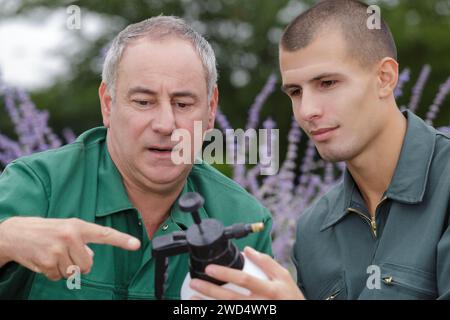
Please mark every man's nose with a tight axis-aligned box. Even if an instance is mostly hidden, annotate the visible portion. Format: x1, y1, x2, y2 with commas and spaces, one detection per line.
152, 102, 176, 135
297, 90, 323, 123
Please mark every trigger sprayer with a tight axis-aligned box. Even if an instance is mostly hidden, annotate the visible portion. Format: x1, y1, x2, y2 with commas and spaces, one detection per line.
151, 192, 268, 300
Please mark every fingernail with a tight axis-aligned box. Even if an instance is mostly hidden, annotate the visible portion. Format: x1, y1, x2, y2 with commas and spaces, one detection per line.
245, 246, 259, 256
128, 238, 140, 248
245, 246, 254, 253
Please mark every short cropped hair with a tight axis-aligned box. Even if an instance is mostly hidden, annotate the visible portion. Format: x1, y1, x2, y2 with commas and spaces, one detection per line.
102, 16, 217, 101
280, 0, 397, 68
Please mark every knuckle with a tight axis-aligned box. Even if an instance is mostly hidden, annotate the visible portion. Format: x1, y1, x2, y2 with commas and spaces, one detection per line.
237, 273, 251, 286
80, 261, 92, 274
100, 227, 113, 238
60, 270, 69, 279
47, 272, 62, 281
49, 245, 65, 258
61, 221, 80, 241
225, 291, 241, 300
39, 263, 60, 280
266, 286, 278, 299
280, 268, 290, 278
66, 264, 79, 274
39, 256, 57, 270
59, 230, 76, 243
81, 266, 92, 274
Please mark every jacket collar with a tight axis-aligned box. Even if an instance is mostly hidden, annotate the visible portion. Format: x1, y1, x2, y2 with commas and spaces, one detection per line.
320, 110, 436, 231
96, 136, 208, 228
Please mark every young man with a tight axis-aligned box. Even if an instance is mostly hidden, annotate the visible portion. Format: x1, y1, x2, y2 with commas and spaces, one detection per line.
0, 16, 273, 299
189, 0, 450, 299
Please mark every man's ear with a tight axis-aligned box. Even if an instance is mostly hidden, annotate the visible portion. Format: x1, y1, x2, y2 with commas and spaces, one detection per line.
377, 57, 399, 99
99, 82, 113, 128
207, 86, 219, 131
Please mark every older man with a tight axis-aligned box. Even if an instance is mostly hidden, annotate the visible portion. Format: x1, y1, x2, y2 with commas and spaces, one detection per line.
0, 16, 273, 299
189, 0, 450, 300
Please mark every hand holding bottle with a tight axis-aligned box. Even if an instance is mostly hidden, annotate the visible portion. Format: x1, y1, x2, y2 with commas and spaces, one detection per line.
189, 246, 306, 300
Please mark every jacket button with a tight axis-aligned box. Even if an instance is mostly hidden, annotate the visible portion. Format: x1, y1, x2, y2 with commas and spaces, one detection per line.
162, 224, 169, 231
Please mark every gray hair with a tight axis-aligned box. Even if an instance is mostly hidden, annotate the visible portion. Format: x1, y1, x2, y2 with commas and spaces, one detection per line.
102, 15, 218, 101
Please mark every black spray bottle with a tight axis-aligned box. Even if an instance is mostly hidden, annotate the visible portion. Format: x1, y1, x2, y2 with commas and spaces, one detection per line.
152, 192, 268, 300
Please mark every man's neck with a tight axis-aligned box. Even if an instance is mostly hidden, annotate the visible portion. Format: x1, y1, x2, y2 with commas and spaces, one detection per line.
123, 176, 186, 239
106, 137, 189, 239
346, 108, 407, 216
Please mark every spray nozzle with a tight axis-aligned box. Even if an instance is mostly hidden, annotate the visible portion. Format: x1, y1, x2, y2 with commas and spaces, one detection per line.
152, 192, 264, 299
224, 222, 265, 239
178, 191, 204, 232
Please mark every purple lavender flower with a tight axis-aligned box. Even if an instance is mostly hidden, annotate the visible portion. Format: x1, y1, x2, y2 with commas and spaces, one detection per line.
395, 68, 410, 99
408, 65, 431, 113
425, 76, 450, 125
0, 79, 74, 171
246, 73, 277, 130
438, 126, 450, 136
1, 68, 449, 271
219, 70, 450, 270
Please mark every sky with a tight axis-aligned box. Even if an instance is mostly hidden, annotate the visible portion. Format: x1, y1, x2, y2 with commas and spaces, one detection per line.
0, 4, 117, 90
0, 0, 448, 91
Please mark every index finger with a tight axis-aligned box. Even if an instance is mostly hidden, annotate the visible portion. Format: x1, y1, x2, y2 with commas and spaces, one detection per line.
243, 247, 288, 280
79, 221, 141, 251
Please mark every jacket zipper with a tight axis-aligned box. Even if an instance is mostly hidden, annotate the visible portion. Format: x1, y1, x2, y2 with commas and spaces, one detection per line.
348, 207, 377, 238
325, 289, 341, 300
382, 276, 434, 298
348, 196, 387, 238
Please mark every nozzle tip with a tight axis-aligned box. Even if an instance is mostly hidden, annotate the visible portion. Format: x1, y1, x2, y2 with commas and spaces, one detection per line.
250, 222, 264, 233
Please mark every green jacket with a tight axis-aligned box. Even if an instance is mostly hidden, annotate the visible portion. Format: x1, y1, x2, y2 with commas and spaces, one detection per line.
293, 111, 450, 300
0, 127, 273, 299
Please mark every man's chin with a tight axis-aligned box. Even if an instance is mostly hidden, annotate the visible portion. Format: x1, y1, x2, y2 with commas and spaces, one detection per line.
317, 148, 350, 163
144, 166, 190, 185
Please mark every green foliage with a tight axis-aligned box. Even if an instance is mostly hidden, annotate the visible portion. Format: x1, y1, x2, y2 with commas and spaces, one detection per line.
1, 0, 449, 170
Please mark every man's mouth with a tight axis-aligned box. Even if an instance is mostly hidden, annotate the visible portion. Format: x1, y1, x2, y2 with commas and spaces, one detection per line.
147, 145, 180, 158
310, 126, 339, 142
148, 146, 174, 153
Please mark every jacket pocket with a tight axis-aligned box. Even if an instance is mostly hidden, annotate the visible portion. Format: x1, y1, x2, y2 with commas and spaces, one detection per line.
27, 275, 115, 300
317, 274, 347, 300
359, 262, 437, 300
379, 262, 437, 299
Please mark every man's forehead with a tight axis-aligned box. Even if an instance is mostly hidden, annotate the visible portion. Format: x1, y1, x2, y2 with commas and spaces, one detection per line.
116, 37, 207, 91
120, 36, 203, 71
126, 85, 200, 99
280, 62, 347, 85
279, 29, 350, 73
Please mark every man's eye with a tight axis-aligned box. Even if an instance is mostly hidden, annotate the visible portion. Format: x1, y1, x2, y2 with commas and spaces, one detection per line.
321, 80, 337, 88
289, 89, 302, 97
175, 102, 191, 109
133, 100, 148, 106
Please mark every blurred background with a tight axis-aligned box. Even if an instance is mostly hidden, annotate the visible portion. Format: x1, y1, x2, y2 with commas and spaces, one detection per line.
1, 0, 449, 269
1, 0, 449, 146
